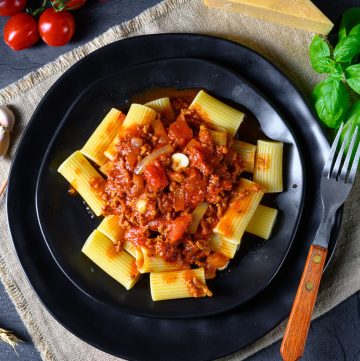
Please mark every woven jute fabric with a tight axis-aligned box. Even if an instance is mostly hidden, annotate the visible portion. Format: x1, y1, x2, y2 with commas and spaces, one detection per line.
0, 0, 359, 360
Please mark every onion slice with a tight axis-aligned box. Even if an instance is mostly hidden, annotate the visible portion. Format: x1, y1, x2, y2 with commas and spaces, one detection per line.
134, 144, 174, 175
188, 202, 209, 234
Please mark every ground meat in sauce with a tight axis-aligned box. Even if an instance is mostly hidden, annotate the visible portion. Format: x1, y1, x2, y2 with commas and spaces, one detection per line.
92, 96, 244, 279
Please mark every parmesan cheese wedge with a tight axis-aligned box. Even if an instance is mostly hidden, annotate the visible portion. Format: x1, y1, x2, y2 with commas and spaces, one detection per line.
204, 0, 333, 35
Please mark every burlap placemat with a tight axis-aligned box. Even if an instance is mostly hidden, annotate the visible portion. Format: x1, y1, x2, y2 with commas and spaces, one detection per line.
0, 0, 359, 360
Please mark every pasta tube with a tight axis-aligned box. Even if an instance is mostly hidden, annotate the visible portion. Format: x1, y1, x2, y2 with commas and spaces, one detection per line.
80, 108, 125, 166
104, 104, 158, 161
200, 125, 227, 146
231, 140, 256, 173
57, 151, 105, 216
246, 204, 278, 240
98, 215, 125, 243
145, 97, 175, 122
190, 90, 244, 137
136, 247, 183, 273
97, 216, 138, 257
213, 178, 264, 243
121, 103, 158, 129
82, 230, 139, 290
150, 268, 212, 301
253, 140, 283, 193
209, 233, 239, 258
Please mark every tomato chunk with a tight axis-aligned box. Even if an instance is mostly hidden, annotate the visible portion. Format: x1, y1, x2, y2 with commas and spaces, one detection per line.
143, 160, 169, 192
168, 116, 193, 146
168, 214, 192, 243
184, 139, 212, 175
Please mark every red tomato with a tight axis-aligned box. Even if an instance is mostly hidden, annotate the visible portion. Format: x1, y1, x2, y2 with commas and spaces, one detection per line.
3, 13, 39, 51
38, 8, 75, 47
143, 160, 169, 193
0, 0, 26, 16
51, 0, 86, 11
168, 214, 192, 243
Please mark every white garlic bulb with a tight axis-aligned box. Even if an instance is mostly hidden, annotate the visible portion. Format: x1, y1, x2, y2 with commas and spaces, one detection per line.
0, 106, 15, 132
0, 127, 10, 157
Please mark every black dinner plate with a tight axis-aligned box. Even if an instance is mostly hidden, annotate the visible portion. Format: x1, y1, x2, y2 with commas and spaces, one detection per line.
7, 34, 341, 361
35, 57, 304, 318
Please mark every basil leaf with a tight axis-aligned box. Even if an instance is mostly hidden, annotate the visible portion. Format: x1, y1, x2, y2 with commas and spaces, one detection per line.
312, 77, 350, 128
345, 64, 360, 94
341, 101, 360, 154
310, 35, 330, 58
349, 23, 360, 35
309, 35, 342, 77
329, 62, 344, 80
339, 8, 360, 41
334, 34, 360, 62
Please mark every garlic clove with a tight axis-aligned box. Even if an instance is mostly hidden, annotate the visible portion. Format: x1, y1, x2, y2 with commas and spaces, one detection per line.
171, 153, 189, 171
136, 199, 148, 214
0, 128, 10, 157
0, 106, 15, 132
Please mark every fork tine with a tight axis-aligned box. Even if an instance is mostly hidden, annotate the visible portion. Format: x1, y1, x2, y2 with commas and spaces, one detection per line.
348, 127, 360, 184
339, 126, 358, 181
332, 125, 352, 179
323, 123, 344, 178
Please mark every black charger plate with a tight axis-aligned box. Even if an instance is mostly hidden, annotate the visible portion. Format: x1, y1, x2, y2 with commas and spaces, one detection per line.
7, 34, 340, 361
35, 57, 304, 318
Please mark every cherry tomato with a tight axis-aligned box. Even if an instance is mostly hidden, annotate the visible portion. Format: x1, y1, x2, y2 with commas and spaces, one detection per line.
3, 13, 39, 51
38, 8, 75, 47
0, 0, 26, 16
51, 0, 86, 11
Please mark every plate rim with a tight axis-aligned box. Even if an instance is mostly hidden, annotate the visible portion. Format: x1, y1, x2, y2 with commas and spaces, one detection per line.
34, 56, 306, 319
6, 33, 340, 361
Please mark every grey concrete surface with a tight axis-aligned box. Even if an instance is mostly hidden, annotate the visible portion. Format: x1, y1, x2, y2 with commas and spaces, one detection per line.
0, 0, 359, 360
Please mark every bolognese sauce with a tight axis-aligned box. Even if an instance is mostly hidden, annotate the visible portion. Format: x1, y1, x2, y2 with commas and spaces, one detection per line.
91, 97, 245, 279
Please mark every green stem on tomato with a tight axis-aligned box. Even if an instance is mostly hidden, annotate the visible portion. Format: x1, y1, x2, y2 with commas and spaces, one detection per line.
26, 0, 51, 18
52, 0, 78, 12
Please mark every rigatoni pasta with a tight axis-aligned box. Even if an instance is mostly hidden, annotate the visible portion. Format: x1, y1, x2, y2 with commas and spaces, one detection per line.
104, 104, 158, 161
136, 247, 183, 273
209, 233, 239, 258
82, 230, 139, 290
80, 108, 125, 166
145, 97, 175, 122
232, 140, 256, 173
150, 268, 212, 301
97, 215, 124, 243
190, 90, 244, 136
58, 151, 105, 216
246, 204, 278, 240
253, 140, 283, 192
213, 178, 265, 243
58, 89, 284, 301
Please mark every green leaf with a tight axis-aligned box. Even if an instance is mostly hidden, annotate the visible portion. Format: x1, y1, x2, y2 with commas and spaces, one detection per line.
310, 35, 330, 58
340, 101, 360, 154
309, 35, 330, 73
349, 23, 360, 35
329, 62, 344, 80
339, 8, 360, 41
312, 77, 350, 128
334, 34, 360, 62
309, 36, 342, 77
345, 64, 360, 94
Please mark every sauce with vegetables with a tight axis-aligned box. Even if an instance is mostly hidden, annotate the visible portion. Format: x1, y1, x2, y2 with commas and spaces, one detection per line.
91, 95, 246, 279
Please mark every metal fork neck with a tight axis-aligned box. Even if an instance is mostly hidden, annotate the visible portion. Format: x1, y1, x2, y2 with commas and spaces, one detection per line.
313, 211, 333, 249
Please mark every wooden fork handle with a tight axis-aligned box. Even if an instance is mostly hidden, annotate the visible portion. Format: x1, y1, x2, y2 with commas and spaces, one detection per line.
280, 244, 328, 361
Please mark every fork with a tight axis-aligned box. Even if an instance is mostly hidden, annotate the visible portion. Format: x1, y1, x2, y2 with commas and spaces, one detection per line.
280, 124, 360, 361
